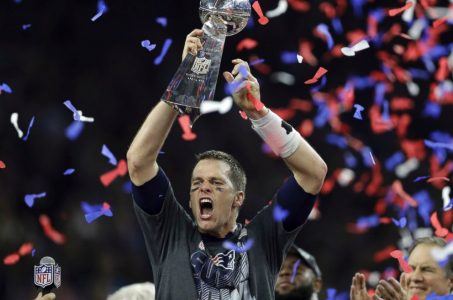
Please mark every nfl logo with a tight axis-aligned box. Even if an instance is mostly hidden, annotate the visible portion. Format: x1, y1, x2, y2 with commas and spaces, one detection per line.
34, 264, 55, 288
54, 265, 62, 288
191, 57, 211, 75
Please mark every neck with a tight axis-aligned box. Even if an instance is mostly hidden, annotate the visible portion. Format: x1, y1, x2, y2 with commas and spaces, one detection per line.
204, 222, 237, 238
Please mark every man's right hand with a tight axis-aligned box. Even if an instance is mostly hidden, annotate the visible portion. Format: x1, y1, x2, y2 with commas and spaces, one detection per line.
34, 292, 56, 300
182, 29, 203, 62
350, 273, 374, 300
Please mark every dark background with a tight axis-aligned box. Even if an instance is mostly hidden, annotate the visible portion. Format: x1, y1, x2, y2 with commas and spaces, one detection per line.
0, 0, 451, 299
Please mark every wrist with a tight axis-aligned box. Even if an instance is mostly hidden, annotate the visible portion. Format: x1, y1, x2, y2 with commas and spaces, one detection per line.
245, 106, 269, 120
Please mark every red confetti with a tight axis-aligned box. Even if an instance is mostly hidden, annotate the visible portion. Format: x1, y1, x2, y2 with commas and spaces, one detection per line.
236, 38, 258, 52
178, 115, 197, 141
252, 1, 269, 25
304, 67, 328, 84
435, 57, 449, 81
39, 214, 66, 245
390, 250, 413, 273
430, 212, 449, 238
388, 2, 414, 17
3, 254, 20, 266
18, 242, 33, 256
0, 160, 5, 169
426, 177, 450, 183
432, 17, 447, 28
298, 41, 318, 66
374, 245, 397, 263
239, 110, 248, 120
289, 98, 313, 112
287, 0, 310, 12
100, 159, 128, 187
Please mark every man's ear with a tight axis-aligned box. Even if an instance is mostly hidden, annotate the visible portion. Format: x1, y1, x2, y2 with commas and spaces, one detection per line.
233, 191, 244, 208
312, 278, 322, 293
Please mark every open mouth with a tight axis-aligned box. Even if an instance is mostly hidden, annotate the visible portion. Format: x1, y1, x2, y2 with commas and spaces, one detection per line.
199, 197, 213, 220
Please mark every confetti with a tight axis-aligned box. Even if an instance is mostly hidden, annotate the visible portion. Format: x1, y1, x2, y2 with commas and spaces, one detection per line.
353, 104, 365, 120
155, 17, 167, 27
0, 160, 5, 169
392, 217, 407, 228
21, 24, 31, 30
273, 204, 289, 221
424, 140, 453, 152
63, 168, 75, 175
296, 54, 303, 63
392, 180, 418, 207
431, 241, 453, 265
239, 110, 248, 120
2, 242, 33, 266
369, 151, 376, 165
388, 1, 414, 17
63, 100, 94, 122
91, 0, 108, 22
178, 115, 197, 141
341, 40, 370, 56
390, 250, 413, 273
3, 254, 20, 266
430, 212, 449, 238
39, 215, 66, 245
65, 120, 84, 140
22, 116, 35, 141
222, 238, 254, 253
10, 113, 24, 138
101, 144, 118, 166
154, 38, 173, 65
290, 259, 301, 283
442, 187, 452, 211
304, 67, 328, 84
266, 0, 288, 18
24, 192, 46, 208
270, 72, 295, 85
315, 24, 334, 50
236, 38, 258, 52
82, 202, 113, 223
0, 83, 12, 94
141, 40, 157, 52
100, 159, 127, 187
200, 96, 233, 115
252, 1, 269, 25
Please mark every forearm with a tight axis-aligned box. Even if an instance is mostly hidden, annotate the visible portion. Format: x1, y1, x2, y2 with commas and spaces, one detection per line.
244, 105, 327, 194
127, 101, 178, 185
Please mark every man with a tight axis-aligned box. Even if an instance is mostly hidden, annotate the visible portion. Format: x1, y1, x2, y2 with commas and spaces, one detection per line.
275, 245, 323, 300
107, 282, 155, 300
127, 29, 327, 299
350, 237, 453, 300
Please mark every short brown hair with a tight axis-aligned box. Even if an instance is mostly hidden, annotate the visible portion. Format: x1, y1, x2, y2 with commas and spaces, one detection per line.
409, 237, 452, 278
195, 150, 247, 192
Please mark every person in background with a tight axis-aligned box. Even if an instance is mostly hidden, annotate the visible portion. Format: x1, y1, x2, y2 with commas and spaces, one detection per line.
350, 237, 453, 300
106, 282, 155, 300
275, 245, 323, 300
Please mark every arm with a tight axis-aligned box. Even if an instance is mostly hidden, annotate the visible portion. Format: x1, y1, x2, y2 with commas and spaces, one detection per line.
127, 29, 204, 186
223, 59, 327, 194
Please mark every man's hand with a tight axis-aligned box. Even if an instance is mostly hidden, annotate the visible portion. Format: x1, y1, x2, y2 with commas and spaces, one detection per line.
223, 59, 266, 119
34, 292, 56, 300
182, 29, 203, 62
375, 274, 409, 300
350, 273, 372, 300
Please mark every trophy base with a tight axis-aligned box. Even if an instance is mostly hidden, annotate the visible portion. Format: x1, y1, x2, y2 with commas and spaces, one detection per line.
163, 98, 201, 126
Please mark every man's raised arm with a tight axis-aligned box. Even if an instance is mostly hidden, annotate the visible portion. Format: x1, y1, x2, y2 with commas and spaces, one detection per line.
127, 29, 204, 186
223, 59, 327, 195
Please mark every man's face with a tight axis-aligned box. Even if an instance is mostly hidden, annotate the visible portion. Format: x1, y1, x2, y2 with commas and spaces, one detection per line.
275, 254, 318, 299
190, 159, 243, 237
406, 244, 452, 300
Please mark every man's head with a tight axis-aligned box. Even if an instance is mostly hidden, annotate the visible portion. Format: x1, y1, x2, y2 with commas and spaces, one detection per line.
189, 150, 246, 238
107, 282, 155, 300
406, 237, 453, 300
275, 246, 323, 300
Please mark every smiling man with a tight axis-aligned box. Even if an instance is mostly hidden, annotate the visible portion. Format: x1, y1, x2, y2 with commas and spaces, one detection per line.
127, 29, 327, 300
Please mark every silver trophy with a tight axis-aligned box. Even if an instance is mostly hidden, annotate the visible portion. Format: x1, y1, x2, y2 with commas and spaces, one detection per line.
161, 0, 251, 124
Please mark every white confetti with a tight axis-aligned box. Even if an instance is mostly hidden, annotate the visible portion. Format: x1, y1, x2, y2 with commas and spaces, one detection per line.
431, 241, 453, 263
395, 158, 419, 178
341, 40, 370, 57
296, 54, 303, 63
266, 0, 288, 18
10, 112, 24, 138
270, 72, 296, 85
442, 186, 452, 211
200, 96, 233, 115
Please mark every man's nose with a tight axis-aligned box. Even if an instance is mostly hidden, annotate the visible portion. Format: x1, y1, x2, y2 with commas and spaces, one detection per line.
200, 182, 212, 193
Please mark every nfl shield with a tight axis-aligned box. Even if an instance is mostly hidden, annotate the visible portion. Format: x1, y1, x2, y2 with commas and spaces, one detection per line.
34, 264, 54, 288
54, 265, 61, 288
191, 57, 211, 75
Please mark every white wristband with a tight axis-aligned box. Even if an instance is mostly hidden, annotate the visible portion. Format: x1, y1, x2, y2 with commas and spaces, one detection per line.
250, 110, 302, 158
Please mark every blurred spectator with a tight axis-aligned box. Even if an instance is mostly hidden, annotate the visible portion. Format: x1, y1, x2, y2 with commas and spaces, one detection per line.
106, 282, 155, 300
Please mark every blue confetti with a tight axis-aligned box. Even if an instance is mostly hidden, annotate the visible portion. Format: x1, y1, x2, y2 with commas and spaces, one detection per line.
414, 190, 433, 226
392, 217, 407, 228
422, 102, 442, 118
273, 204, 289, 222
290, 259, 301, 283
24, 192, 46, 208
408, 68, 430, 80
344, 152, 357, 168
81, 202, 113, 223
382, 100, 390, 121
310, 76, 327, 93
353, 104, 364, 120
351, 0, 365, 17
65, 120, 84, 140
91, 0, 108, 22
141, 40, 157, 52
331, 18, 343, 34
222, 238, 254, 253
385, 152, 405, 171
316, 24, 334, 50
326, 134, 348, 149
314, 102, 330, 128
326, 288, 337, 300
414, 176, 430, 182
101, 144, 118, 166
350, 76, 375, 89
424, 140, 453, 152
63, 168, 75, 175
154, 38, 173, 65
356, 214, 380, 229
63, 100, 81, 121
374, 83, 386, 105
21, 24, 31, 30
249, 58, 265, 66
156, 17, 167, 27
22, 116, 35, 141
280, 51, 298, 64
0, 83, 12, 94
31, 249, 36, 257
